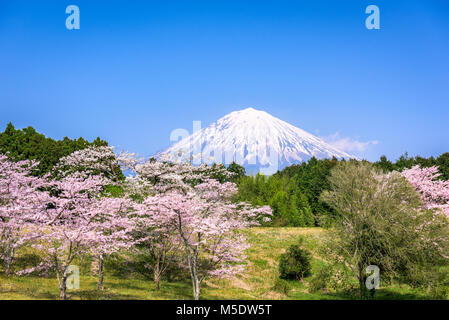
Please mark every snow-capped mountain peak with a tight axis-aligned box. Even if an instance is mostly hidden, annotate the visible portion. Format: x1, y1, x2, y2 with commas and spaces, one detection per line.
161, 107, 354, 174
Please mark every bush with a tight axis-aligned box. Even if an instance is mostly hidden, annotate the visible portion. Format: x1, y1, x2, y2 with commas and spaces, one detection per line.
308, 266, 332, 293
278, 242, 311, 280
428, 284, 449, 300
309, 263, 360, 296
272, 278, 292, 296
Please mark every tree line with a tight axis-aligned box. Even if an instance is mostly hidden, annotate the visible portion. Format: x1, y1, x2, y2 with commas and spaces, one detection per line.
1, 123, 449, 228
0, 122, 108, 176
235, 153, 449, 227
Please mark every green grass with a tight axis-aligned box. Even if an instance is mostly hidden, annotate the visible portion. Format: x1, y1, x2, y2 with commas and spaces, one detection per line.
0, 227, 441, 300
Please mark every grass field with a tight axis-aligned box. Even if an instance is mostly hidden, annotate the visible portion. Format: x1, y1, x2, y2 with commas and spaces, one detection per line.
0, 227, 435, 300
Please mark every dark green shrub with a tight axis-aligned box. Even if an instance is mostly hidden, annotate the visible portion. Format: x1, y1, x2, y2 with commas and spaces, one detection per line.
278, 243, 311, 280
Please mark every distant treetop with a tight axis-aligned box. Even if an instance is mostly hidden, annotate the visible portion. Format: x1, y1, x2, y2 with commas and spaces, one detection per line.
0, 122, 109, 176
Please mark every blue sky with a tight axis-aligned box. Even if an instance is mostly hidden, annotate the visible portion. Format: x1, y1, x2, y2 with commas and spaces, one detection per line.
1, 0, 448, 161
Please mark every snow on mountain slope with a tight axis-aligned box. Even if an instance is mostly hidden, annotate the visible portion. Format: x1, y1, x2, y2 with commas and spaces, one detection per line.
160, 108, 355, 174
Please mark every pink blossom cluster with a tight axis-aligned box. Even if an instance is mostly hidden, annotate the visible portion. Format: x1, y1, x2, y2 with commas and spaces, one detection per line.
402, 165, 449, 216
0, 155, 50, 274
54, 146, 121, 182
122, 152, 272, 295
0, 152, 135, 282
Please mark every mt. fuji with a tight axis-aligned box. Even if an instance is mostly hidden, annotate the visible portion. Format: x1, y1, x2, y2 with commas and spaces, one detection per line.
161, 108, 355, 174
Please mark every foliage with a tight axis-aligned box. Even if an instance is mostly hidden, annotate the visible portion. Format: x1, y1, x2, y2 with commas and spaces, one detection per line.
320, 161, 449, 298
121, 153, 272, 299
308, 263, 357, 296
21, 174, 136, 299
402, 165, 449, 217
275, 157, 341, 226
278, 241, 312, 280
236, 173, 315, 227
53, 145, 124, 182
236, 153, 449, 228
308, 266, 332, 293
0, 122, 109, 176
226, 162, 246, 182
122, 246, 186, 282
272, 278, 292, 296
375, 152, 449, 180
0, 155, 48, 275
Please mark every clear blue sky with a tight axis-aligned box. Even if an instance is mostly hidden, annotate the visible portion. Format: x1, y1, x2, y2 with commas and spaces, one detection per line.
1, 0, 448, 161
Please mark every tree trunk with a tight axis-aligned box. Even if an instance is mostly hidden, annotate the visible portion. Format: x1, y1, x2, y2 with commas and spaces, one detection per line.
154, 273, 161, 291
358, 263, 368, 299
97, 254, 104, 290
178, 218, 202, 300
189, 262, 200, 300
59, 274, 68, 300
154, 258, 161, 291
188, 249, 201, 300
192, 276, 200, 300
5, 247, 15, 276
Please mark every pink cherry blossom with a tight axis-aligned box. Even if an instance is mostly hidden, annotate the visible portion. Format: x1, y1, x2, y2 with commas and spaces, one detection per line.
0, 154, 48, 275
123, 152, 272, 300
402, 165, 449, 216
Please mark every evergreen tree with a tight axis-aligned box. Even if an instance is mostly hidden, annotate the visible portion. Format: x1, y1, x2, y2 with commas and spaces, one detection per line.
436, 153, 449, 180
0, 122, 109, 176
375, 155, 395, 172
226, 162, 246, 182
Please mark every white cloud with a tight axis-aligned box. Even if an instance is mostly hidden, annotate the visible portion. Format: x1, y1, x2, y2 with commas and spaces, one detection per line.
322, 132, 379, 153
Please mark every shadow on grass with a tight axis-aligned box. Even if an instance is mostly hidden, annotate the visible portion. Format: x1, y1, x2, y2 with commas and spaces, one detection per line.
0, 273, 195, 300
106, 281, 146, 292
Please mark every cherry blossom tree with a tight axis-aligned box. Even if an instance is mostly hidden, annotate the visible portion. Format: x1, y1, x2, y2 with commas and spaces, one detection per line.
54, 145, 123, 182
402, 165, 449, 216
118, 152, 235, 195
120, 154, 227, 293
0, 154, 47, 275
89, 196, 136, 290
22, 172, 135, 299
25, 147, 270, 299
51, 146, 136, 289
131, 205, 181, 291
123, 153, 272, 299
140, 187, 271, 300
